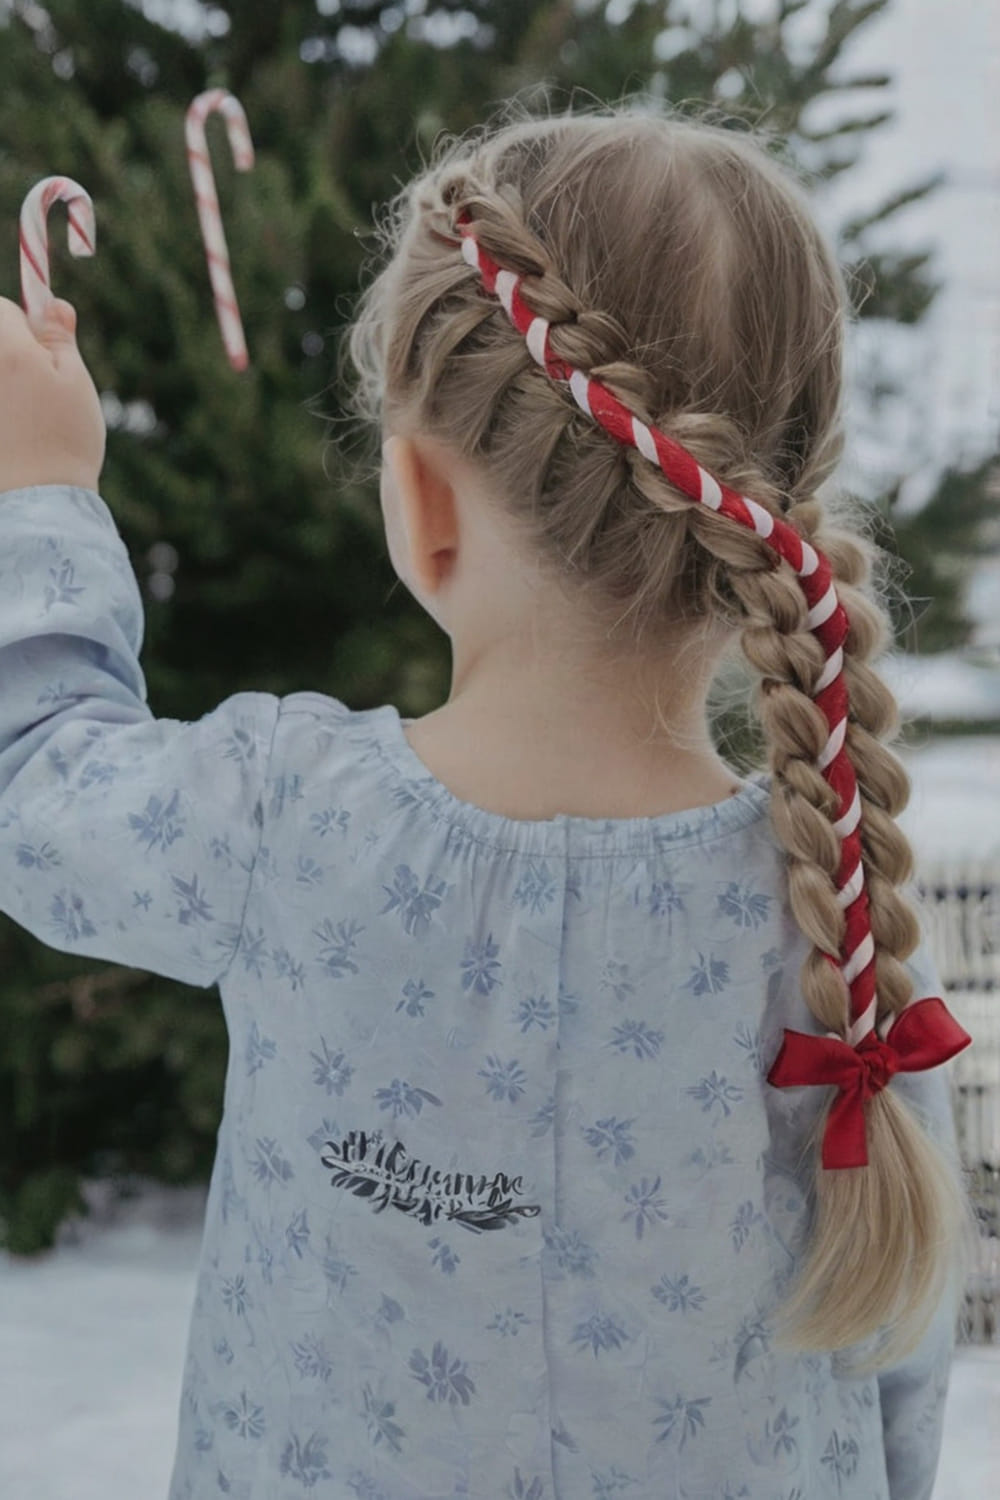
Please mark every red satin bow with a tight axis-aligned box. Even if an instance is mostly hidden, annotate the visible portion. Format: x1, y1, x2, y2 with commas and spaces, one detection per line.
766, 996, 972, 1169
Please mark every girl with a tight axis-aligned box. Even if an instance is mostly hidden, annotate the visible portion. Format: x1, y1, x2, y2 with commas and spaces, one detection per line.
0, 107, 976, 1500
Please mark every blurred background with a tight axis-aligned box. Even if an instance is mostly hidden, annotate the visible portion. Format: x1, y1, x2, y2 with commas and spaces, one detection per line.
0, 1, 997, 1496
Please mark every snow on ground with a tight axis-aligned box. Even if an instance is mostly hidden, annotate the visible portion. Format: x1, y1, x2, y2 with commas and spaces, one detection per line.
0, 1181, 998, 1500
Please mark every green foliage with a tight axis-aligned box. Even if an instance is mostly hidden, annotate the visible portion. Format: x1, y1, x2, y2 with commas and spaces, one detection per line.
0, 0, 975, 1251
881, 455, 1000, 654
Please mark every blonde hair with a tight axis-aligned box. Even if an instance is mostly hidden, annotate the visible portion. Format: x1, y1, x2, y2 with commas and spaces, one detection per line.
347, 103, 971, 1368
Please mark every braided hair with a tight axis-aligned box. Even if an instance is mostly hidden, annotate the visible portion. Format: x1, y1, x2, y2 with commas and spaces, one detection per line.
348, 106, 971, 1366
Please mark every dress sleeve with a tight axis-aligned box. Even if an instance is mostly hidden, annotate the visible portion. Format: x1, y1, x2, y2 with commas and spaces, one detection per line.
0, 485, 279, 989
876, 932, 967, 1500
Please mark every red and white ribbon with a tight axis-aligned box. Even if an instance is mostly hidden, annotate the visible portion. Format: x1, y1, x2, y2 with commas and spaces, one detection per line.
186, 89, 254, 371
457, 218, 972, 1133
19, 177, 96, 325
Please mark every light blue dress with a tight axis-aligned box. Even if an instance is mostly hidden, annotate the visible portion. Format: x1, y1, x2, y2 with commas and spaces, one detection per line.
0, 486, 962, 1500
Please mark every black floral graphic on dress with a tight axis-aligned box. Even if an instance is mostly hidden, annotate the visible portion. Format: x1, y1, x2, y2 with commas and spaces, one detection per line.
319, 1128, 541, 1232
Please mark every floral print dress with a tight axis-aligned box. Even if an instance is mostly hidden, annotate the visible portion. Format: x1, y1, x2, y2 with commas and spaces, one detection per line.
0, 487, 961, 1500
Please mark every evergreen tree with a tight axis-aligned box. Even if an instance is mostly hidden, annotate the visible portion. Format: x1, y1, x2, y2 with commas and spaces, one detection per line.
1, 0, 989, 1250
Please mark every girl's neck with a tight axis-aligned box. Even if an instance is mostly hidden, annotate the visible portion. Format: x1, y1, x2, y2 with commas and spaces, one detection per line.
402, 635, 740, 823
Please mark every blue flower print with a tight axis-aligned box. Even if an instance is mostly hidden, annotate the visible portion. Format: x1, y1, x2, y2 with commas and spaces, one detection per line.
530, 1094, 556, 1136
686, 1071, 744, 1118
132, 889, 152, 911
220, 1274, 252, 1318
732, 1022, 764, 1073
821, 1430, 860, 1488
49, 890, 97, 942
16, 839, 61, 871
622, 1176, 670, 1240
653, 1394, 711, 1450
608, 1019, 664, 1059
296, 856, 324, 889
684, 1141, 735, 1175
279, 1431, 333, 1488
514, 993, 555, 1032
731, 1200, 765, 1252
478, 1055, 527, 1103
717, 881, 772, 930
651, 1274, 706, 1313
309, 806, 351, 837
307, 1118, 339, 1154
733, 1315, 771, 1382
409, 1342, 476, 1405
461, 933, 502, 995
428, 1238, 461, 1275
571, 1311, 630, 1356
250, 1137, 294, 1186
760, 1407, 800, 1461
43, 557, 85, 610
760, 946, 782, 972
222, 1390, 266, 1439
380, 864, 451, 936
507, 1468, 546, 1500
245, 1020, 277, 1075
321, 1236, 358, 1293
78, 758, 117, 788
543, 1225, 598, 1278
286, 1209, 310, 1259
222, 724, 259, 767
373, 1078, 443, 1119
213, 1336, 234, 1366
272, 947, 306, 990
127, 789, 184, 853
291, 1333, 332, 1382
599, 960, 635, 1003
487, 1306, 529, 1336
172, 872, 213, 926
237, 927, 267, 977
583, 1116, 636, 1167
310, 1037, 354, 1096
512, 861, 558, 915
312, 917, 363, 977
396, 977, 434, 1017
685, 953, 730, 995
648, 878, 689, 922
361, 1383, 406, 1453
591, 1468, 638, 1498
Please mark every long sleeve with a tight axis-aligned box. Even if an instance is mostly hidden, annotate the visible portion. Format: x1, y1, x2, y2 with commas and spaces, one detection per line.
876, 936, 968, 1500
0, 485, 279, 989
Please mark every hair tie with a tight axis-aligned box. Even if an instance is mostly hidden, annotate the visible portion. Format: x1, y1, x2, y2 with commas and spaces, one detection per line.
456, 213, 971, 1166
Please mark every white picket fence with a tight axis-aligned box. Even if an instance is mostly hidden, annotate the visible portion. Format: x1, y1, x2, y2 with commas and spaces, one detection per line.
916, 861, 1000, 1344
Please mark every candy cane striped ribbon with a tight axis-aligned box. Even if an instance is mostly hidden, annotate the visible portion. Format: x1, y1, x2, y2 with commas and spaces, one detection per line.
19, 177, 96, 326
458, 218, 880, 1046
185, 89, 255, 372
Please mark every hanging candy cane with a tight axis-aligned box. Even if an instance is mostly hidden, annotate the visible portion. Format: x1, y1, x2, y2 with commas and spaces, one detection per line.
186, 89, 255, 372
19, 177, 96, 325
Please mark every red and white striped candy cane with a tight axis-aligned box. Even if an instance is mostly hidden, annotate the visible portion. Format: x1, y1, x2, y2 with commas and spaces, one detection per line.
19, 177, 96, 326
186, 89, 255, 372
456, 219, 972, 1129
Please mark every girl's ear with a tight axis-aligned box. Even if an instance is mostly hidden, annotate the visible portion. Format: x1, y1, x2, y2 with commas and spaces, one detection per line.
382, 434, 459, 597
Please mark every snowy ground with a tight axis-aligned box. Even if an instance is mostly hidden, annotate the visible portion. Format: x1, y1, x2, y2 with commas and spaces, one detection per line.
1, 1181, 998, 1500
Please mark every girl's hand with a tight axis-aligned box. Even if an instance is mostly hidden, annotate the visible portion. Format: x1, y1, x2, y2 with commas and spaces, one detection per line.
0, 295, 106, 494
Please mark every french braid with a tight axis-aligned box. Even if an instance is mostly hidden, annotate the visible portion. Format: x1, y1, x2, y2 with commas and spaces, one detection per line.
348, 109, 972, 1365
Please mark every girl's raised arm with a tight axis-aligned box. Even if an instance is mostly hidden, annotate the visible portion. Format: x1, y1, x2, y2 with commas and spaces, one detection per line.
0, 481, 278, 988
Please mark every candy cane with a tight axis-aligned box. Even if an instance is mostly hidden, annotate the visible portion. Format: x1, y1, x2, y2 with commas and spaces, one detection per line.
19, 177, 96, 325
185, 89, 255, 372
